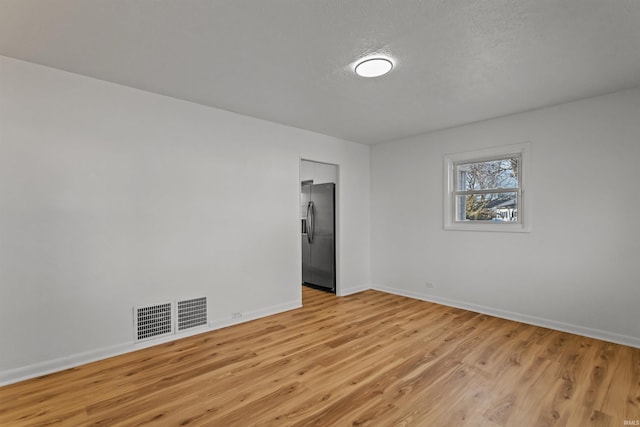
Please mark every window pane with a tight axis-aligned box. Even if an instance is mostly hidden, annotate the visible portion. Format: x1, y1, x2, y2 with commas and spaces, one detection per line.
456, 158, 519, 191
456, 192, 518, 222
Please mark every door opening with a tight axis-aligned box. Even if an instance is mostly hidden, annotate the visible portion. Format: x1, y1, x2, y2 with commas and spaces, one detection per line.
300, 160, 337, 295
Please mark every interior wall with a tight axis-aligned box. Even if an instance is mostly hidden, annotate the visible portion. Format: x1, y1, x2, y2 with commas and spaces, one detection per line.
300, 160, 337, 185
4, 49, 637, 386
371, 87, 640, 347
0, 55, 370, 383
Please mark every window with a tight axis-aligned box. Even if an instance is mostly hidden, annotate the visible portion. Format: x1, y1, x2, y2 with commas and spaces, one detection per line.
444, 143, 531, 232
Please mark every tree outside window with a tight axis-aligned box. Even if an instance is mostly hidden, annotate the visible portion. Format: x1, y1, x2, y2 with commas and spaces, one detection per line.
455, 157, 519, 222
444, 143, 530, 233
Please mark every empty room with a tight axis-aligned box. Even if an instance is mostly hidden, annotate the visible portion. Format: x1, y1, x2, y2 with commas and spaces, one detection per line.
1, 1, 639, 426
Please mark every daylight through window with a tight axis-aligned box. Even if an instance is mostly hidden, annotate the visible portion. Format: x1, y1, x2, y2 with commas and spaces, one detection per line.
444, 143, 530, 232
454, 157, 520, 222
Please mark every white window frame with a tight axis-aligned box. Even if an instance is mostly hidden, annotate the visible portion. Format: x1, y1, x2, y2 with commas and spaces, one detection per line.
444, 142, 531, 232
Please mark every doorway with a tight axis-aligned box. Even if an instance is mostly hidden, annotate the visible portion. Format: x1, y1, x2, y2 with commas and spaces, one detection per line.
300, 160, 338, 295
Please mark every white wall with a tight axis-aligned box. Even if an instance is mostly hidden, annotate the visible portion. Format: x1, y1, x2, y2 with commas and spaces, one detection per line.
0, 56, 370, 383
300, 160, 337, 185
371, 87, 640, 347
3, 53, 638, 387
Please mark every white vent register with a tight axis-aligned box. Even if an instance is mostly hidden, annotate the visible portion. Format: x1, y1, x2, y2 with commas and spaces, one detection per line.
134, 302, 173, 342
134, 297, 208, 343
177, 297, 207, 331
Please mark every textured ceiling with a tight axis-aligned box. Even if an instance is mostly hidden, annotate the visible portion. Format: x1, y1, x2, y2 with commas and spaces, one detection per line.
1, 0, 639, 144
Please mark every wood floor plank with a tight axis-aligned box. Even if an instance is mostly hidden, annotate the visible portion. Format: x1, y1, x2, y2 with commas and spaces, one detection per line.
1, 286, 639, 426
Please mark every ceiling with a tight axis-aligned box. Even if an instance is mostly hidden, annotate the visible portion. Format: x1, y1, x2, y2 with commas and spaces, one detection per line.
1, 0, 639, 145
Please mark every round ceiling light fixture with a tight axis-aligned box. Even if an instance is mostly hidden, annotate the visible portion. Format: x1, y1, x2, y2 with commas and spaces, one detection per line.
354, 56, 394, 78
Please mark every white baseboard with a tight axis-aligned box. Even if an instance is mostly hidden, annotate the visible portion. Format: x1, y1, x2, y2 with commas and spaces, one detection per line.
0, 342, 134, 387
0, 299, 301, 387
7, 286, 633, 388
338, 284, 370, 296
209, 299, 301, 329
372, 284, 640, 349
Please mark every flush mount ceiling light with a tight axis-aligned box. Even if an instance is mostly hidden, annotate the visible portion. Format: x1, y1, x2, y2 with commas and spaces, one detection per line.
354, 57, 394, 78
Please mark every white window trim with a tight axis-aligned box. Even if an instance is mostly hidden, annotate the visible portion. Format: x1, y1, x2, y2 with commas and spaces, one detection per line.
443, 142, 531, 233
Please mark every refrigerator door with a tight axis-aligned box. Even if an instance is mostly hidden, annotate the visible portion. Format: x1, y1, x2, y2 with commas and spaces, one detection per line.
301, 183, 314, 285
302, 183, 335, 292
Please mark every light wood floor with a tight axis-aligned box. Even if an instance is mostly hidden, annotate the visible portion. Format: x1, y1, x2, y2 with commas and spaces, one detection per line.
1, 287, 639, 426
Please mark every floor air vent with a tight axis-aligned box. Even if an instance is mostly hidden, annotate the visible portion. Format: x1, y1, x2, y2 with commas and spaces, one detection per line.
135, 302, 173, 342
177, 297, 207, 331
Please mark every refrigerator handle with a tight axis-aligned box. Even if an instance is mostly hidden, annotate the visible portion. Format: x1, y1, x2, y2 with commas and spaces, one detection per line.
306, 201, 311, 243
307, 201, 315, 244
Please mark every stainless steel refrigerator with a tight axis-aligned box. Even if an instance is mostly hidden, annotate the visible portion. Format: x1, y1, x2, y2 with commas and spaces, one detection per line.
301, 182, 335, 293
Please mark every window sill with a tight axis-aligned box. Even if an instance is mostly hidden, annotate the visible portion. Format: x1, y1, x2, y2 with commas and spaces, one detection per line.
443, 222, 531, 233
